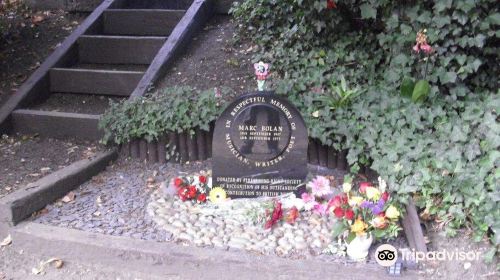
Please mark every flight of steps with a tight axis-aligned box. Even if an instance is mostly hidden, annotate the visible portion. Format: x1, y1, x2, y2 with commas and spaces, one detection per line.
11, 5, 187, 140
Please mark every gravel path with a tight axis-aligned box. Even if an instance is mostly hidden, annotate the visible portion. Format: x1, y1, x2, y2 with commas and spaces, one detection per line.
33, 159, 211, 241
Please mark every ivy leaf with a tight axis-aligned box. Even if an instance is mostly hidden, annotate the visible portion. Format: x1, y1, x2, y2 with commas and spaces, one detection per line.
360, 4, 377, 19
400, 77, 415, 98
440, 72, 457, 84
474, 34, 486, 48
412, 80, 430, 102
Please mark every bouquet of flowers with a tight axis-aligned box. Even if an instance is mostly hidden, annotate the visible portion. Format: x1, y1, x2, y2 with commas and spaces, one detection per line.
330, 177, 402, 243
171, 175, 211, 203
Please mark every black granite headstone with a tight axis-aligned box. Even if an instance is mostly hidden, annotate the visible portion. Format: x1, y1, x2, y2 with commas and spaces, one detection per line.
212, 91, 308, 198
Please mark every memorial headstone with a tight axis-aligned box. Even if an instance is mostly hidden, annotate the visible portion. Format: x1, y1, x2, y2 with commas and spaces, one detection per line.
212, 91, 308, 198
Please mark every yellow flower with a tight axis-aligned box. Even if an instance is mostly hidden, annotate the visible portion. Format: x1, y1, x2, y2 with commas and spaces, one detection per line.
209, 187, 227, 204
351, 218, 368, 236
365, 187, 380, 200
342, 182, 352, 193
385, 205, 400, 219
348, 196, 363, 207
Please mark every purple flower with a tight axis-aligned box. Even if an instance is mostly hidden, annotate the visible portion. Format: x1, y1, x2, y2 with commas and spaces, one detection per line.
360, 201, 373, 209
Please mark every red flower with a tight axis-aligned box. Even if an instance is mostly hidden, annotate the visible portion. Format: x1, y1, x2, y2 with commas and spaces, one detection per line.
359, 182, 372, 193
286, 206, 299, 224
199, 176, 207, 184
345, 209, 355, 220
329, 195, 342, 208
177, 187, 187, 201
327, 0, 336, 9
382, 192, 390, 202
174, 177, 183, 188
265, 201, 283, 229
197, 193, 207, 203
341, 194, 349, 205
333, 207, 344, 218
187, 186, 197, 199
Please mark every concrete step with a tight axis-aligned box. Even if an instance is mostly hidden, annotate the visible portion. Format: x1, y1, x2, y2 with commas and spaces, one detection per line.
11, 109, 101, 141
78, 35, 166, 65
103, 9, 185, 36
50, 68, 144, 96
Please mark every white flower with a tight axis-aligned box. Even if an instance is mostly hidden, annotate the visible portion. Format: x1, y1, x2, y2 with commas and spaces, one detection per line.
192, 176, 200, 186
281, 194, 305, 211
312, 111, 320, 118
378, 176, 387, 192
342, 182, 352, 193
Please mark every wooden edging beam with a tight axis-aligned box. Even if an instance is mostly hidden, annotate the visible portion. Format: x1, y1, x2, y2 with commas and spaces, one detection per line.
130, 0, 215, 98
0, 0, 117, 133
0, 149, 118, 226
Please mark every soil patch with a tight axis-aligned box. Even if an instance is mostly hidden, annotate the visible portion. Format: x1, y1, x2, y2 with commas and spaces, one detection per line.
29, 93, 123, 115
0, 134, 100, 198
418, 230, 498, 279
157, 15, 255, 94
0, 9, 87, 107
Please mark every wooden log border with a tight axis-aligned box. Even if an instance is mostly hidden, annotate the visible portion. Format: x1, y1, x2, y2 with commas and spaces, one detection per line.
119, 126, 372, 174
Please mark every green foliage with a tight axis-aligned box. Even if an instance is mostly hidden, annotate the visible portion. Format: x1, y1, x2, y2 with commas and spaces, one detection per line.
231, 0, 499, 95
232, 0, 500, 255
400, 77, 415, 98
412, 80, 430, 102
281, 84, 500, 252
99, 87, 231, 145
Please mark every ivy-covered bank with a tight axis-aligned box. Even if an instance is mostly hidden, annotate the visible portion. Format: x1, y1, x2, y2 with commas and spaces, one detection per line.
231, 0, 499, 260
99, 87, 231, 145
100, 0, 499, 260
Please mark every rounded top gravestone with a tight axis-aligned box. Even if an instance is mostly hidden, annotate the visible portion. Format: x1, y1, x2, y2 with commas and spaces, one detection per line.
212, 91, 308, 198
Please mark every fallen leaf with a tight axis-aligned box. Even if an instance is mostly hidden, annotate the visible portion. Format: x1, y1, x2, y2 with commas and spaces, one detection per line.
45, 258, 63, 269
61, 192, 75, 203
146, 177, 155, 184
31, 267, 43, 275
40, 167, 51, 173
0, 235, 12, 247
31, 258, 63, 275
93, 211, 101, 217
31, 15, 45, 24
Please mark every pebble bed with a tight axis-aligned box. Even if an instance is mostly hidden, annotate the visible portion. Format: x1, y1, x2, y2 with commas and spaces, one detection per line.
148, 192, 341, 260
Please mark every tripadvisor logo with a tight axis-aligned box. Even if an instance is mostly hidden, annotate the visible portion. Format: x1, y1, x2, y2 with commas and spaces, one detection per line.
375, 244, 398, 267
375, 244, 481, 267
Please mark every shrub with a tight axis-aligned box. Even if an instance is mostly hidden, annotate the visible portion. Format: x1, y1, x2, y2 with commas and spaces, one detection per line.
231, 0, 499, 95
99, 87, 232, 145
